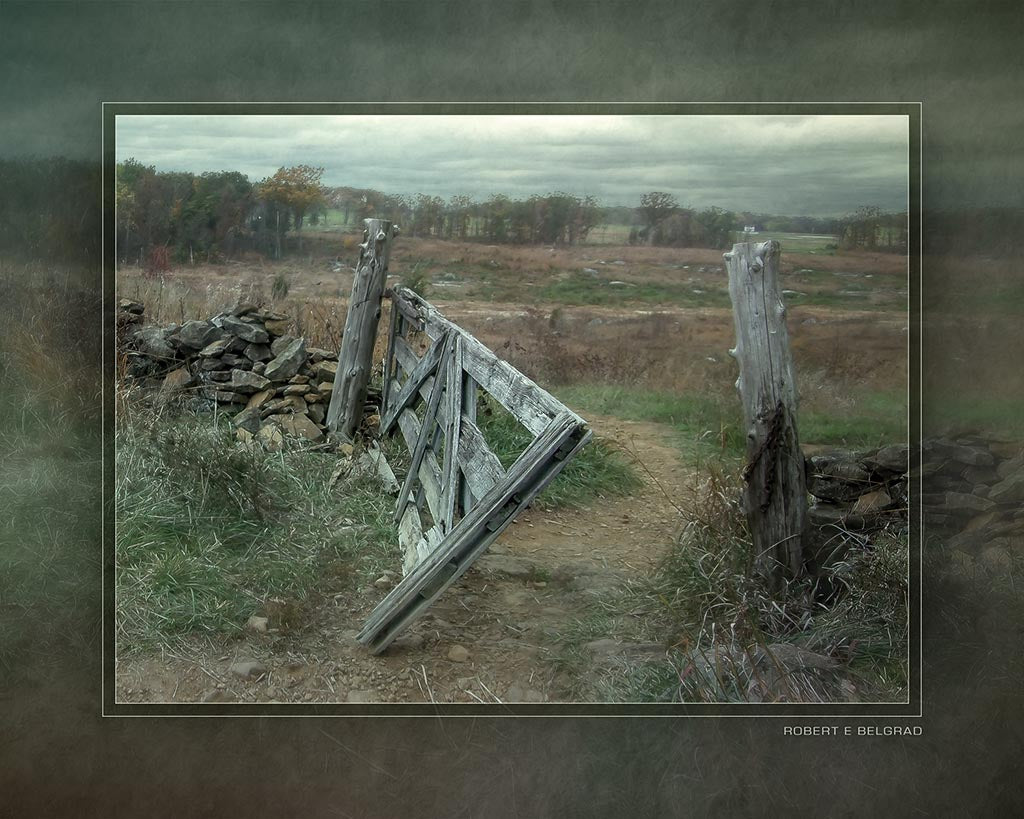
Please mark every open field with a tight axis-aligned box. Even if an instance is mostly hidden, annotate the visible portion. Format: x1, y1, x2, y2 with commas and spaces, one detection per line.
730, 230, 840, 255
113, 235, 912, 703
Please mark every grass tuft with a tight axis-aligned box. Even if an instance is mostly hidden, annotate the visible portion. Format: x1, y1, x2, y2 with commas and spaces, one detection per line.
115, 400, 398, 652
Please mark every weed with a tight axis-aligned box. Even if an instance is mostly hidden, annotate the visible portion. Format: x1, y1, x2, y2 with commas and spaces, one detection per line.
542, 459, 908, 703
115, 398, 398, 652
399, 262, 431, 298
271, 272, 290, 302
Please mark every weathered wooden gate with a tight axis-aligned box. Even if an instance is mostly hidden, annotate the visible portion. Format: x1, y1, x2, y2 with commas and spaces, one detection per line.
357, 286, 592, 653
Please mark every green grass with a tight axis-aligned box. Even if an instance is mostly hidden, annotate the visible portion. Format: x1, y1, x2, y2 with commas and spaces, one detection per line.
115, 409, 398, 651
557, 383, 907, 463
542, 461, 908, 703
305, 208, 357, 233
583, 223, 633, 245
475, 397, 642, 509
782, 288, 907, 312
538, 273, 732, 308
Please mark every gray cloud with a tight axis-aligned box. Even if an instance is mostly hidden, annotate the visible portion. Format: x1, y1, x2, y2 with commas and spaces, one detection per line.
116, 114, 908, 216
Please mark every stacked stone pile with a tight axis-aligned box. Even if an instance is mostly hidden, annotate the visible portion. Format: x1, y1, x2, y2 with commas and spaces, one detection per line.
916, 436, 1024, 552
806, 443, 909, 533
804, 435, 1024, 560
118, 298, 344, 448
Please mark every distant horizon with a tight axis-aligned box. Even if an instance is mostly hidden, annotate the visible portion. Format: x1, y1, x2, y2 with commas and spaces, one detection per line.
116, 114, 909, 219
115, 159, 907, 221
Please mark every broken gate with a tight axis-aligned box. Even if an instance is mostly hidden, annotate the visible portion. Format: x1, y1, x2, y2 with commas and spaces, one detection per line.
356, 287, 592, 653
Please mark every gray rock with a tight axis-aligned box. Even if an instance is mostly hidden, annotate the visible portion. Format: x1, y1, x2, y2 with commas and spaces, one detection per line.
306, 347, 337, 363
229, 369, 272, 394
232, 407, 263, 434
926, 439, 995, 467
271, 334, 296, 356
447, 645, 470, 662
175, 320, 222, 350
861, 444, 908, 475
314, 360, 338, 382
808, 453, 874, 503
997, 454, 1024, 481
265, 338, 307, 382
347, 690, 378, 703
944, 491, 996, 514
199, 337, 233, 357
990, 472, 1024, 504
220, 315, 270, 344
160, 367, 193, 395
134, 325, 175, 359
244, 343, 272, 362
221, 353, 247, 368
246, 615, 269, 633
199, 356, 229, 371
306, 403, 326, 425
229, 660, 267, 680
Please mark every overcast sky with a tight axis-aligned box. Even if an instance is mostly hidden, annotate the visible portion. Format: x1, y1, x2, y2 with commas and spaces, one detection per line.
116, 114, 908, 216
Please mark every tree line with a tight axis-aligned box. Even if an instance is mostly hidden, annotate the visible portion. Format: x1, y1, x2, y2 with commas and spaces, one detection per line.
115, 159, 330, 267
113, 161, 908, 265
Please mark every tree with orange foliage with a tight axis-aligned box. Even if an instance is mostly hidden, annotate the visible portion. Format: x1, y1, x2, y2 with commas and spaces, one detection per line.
257, 165, 326, 255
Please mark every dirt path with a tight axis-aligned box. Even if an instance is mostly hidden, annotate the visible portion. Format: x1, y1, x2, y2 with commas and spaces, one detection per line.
115, 413, 692, 705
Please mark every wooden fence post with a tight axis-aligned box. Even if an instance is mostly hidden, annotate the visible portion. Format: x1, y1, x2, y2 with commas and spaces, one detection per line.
327, 218, 398, 441
724, 240, 808, 588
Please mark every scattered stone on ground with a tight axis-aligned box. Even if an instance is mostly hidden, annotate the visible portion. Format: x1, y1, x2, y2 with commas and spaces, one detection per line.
228, 660, 267, 680
448, 645, 470, 663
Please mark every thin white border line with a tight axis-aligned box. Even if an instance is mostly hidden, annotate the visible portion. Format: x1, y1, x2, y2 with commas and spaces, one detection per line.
103, 102, 922, 718
104, 101, 922, 106
102, 104, 108, 716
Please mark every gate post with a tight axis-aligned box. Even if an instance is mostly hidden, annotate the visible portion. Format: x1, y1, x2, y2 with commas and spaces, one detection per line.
327, 218, 398, 441
725, 240, 808, 588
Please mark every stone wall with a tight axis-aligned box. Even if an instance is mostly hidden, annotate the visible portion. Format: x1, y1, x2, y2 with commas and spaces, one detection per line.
117, 298, 361, 448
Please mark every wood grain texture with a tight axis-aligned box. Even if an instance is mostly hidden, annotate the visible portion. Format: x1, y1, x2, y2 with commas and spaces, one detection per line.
392, 287, 577, 436
725, 240, 808, 586
327, 219, 397, 441
358, 414, 590, 652
380, 331, 446, 435
392, 331, 453, 524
